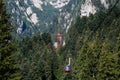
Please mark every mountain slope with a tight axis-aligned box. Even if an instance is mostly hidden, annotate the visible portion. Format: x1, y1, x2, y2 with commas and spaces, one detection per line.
5, 0, 119, 40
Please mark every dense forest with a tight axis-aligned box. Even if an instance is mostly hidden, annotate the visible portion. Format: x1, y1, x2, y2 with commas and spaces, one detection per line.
0, 0, 120, 80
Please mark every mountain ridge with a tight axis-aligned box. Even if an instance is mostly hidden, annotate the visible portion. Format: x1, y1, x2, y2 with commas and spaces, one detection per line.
5, 0, 119, 40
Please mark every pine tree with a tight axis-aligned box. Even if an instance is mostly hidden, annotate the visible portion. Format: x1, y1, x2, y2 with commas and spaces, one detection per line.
61, 6, 120, 80
18, 33, 59, 80
0, 0, 21, 79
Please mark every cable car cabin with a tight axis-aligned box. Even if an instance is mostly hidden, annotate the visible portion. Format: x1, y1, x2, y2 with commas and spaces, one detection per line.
65, 65, 71, 74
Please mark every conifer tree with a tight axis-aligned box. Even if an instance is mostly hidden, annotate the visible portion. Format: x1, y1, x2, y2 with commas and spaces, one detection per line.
0, 0, 21, 79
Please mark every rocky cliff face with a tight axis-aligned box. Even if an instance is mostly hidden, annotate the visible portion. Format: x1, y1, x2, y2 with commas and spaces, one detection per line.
5, 0, 118, 37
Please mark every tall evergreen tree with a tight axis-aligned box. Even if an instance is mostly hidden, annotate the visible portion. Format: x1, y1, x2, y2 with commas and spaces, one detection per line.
18, 33, 58, 80
0, 0, 21, 79
62, 6, 120, 80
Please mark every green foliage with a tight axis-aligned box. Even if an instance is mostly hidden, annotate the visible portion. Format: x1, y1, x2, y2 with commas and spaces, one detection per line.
61, 6, 120, 80
18, 33, 58, 80
14, 5, 120, 80
0, 0, 21, 79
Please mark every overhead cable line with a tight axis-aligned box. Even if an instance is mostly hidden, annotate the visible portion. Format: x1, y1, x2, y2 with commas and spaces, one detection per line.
91, 0, 120, 34
12, 0, 53, 58
63, 0, 120, 79
17, 0, 39, 32
11, 0, 37, 32
65, 0, 120, 52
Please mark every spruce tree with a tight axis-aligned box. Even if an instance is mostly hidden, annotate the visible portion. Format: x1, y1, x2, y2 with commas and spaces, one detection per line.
0, 0, 21, 79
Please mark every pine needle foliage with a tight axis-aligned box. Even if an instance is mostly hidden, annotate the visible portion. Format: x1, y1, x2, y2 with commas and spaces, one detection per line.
0, 0, 21, 80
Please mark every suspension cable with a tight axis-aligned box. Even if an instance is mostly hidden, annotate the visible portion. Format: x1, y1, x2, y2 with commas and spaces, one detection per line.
17, 0, 39, 32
